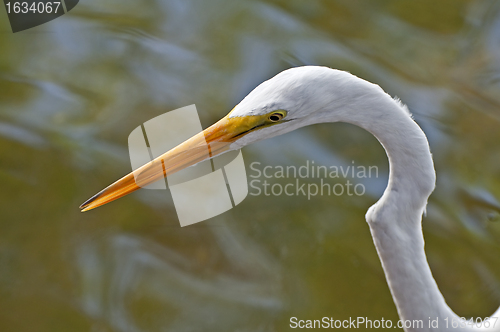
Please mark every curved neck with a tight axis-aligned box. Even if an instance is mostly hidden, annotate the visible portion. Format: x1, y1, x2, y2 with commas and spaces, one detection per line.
334, 84, 500, 331
340, 93, 460, 329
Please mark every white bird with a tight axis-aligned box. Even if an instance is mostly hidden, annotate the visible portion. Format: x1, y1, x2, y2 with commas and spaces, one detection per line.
80, 66, 500, 331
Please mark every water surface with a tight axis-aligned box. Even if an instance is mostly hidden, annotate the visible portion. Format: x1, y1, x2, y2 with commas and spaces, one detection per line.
0, 0, 499, 331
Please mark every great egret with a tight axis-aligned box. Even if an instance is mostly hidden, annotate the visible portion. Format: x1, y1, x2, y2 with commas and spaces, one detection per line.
80, 66, 500, 331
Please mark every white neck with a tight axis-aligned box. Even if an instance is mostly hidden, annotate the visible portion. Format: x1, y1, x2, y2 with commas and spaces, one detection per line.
336, 88, 499, 331
233, 66, 499, 330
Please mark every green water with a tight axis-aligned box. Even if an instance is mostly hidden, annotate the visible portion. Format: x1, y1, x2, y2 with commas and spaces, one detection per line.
0, 0, 499, 331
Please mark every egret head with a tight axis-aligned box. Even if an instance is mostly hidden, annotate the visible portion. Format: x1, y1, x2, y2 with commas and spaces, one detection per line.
212, 66, 345, 151
79, 66, 356, 211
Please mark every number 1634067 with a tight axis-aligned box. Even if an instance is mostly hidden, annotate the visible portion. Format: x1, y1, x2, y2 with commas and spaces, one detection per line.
5, 2, 62, 14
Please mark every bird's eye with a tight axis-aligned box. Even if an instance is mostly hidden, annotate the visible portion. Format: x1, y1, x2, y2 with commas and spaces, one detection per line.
269, 113, 284, 122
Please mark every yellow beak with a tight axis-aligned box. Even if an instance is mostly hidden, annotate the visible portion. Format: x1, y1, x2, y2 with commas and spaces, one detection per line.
79, 112, 262, 212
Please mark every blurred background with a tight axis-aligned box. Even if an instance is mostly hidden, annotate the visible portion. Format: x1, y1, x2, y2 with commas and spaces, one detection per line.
1, 0, 500, 331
